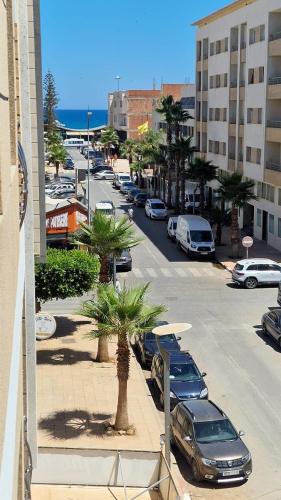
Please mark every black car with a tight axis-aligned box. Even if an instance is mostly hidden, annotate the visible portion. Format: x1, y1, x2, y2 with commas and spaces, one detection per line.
127, 188, 142, 202
135, 332, 181, 368
262, 308, 281, 348
113, 249, 132, 272
90, 165, 113, 175
151, 351, 208, 408
134, 192, 147, 207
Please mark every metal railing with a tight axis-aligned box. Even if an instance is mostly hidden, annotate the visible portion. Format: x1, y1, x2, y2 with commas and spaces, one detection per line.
239, 80, 245, 87
266, 161, 281, 172
267, 120, 281, 128
230, 80, 238, 88
269, 31, 281, 41
268, 76, 281, 85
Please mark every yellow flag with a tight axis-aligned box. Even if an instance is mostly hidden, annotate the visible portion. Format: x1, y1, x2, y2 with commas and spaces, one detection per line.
137, 121, 149, 135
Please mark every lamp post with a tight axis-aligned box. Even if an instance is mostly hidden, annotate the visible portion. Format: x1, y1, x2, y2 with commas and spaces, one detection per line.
152, 323, 192, 467
87, 110, 92, 223
115, 75, 121, 92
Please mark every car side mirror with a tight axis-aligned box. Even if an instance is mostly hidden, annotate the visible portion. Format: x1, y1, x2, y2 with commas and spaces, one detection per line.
184, 436, 192, 443
239, 430, 245, 437
176, 336, 181, 341
201, 372, 207, 377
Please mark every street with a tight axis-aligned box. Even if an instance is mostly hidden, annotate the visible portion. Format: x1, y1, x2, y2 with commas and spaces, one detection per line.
89, 170, 281, 500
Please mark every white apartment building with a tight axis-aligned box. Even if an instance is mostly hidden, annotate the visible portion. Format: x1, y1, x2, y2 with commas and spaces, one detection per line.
194, 0, 281, 251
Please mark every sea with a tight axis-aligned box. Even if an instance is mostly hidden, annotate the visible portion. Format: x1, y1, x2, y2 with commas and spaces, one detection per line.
55, 109, 108, 129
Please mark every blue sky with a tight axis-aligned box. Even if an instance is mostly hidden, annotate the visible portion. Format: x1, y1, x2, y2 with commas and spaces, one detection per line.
41, 0, 230, 109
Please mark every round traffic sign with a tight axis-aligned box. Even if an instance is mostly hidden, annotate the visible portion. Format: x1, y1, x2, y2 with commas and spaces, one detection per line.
242, 236, 253, 248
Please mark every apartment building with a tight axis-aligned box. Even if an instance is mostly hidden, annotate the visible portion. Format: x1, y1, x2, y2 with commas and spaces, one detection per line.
194, 0, 281, 251
0, 0, 45, 498
108, 89, 160, 140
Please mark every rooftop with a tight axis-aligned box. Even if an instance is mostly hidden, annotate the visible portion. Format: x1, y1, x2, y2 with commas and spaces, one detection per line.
192, 0, 256, 27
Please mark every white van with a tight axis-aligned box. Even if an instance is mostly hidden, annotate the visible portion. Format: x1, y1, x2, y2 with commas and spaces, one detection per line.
175, 215, 215, 258
114, 173, 131, 189
95, 201, 115, 216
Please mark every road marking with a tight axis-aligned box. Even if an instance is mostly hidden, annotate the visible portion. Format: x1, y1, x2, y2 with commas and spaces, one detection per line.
133, 268, 144, 278
146, 268, 157, 278
188, 268, 201, 277
203, 268, 214, 276
175, 268, 186, 277
160, 268, 173, 278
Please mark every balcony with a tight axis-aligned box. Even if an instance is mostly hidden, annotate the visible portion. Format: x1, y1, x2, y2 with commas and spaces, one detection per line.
266, 161, 281, 172
239, 80, 245, 87
269, 76, 281, 85
230, 80, 238, 88
266, 121, 281, 142
229, 123, 236, 136
265, 161, 281, 185
269, 33, 281, 56
228, 158, 236, 171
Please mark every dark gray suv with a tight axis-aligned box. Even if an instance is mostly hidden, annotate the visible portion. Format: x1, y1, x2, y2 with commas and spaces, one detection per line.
170, 400, 252, 484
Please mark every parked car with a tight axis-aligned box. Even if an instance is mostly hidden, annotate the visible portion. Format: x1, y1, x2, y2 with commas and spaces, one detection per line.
94, 170, 115, 180
90, 165, 112, 175
145, 199, 168, 220
167, 217, 178, 240
135, 332, 181, 368
134, 192, 147, 207
50, 191, 74, 199
262, 308, 281, 348
170, 400, 252, 483
232, 258, 281, 289
95, 201, 115, 216
151, 351, 208, 408
45, 183, 74, 195
63, 163, 74, 170
114, 173, 131, 189
176, 215, 215, 259
120, 182, 136, 194
116, 249, 132, 272
127, 188, 142, 202
52, 187, 75, 196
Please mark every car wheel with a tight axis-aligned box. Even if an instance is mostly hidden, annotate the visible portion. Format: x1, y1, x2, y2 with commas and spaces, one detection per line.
244, 277, 258, 289
191, 460, 201, 483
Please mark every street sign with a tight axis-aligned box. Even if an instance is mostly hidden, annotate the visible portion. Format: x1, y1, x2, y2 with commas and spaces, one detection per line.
242, 236, 253, 248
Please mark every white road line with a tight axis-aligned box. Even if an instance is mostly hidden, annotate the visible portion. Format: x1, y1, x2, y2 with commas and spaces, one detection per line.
146, 268, 157, 278
175, 268, 186, 277
188, 268, 201, 277
160, 268, 173, 278
133, 269, 144, 278
203, 268, 214, 276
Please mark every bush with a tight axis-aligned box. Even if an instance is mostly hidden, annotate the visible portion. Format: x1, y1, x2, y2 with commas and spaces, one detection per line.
35, 248, 99, 303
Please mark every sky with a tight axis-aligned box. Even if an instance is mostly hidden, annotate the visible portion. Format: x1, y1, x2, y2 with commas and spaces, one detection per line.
41, 0, 231, 109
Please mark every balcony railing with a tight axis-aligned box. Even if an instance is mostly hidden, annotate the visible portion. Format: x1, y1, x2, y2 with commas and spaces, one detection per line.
240, 40, 246, 49
239, 80, 245, 87
267, 120, 281, 128
266, 161, 281, 172
228, 153, 236, 160
230, 80, 238, 88
229, 118, 237, 124
268, 76, 281, 85
269, 31, 281, 41
231, 44, 238, 52
239, 117, 244, 125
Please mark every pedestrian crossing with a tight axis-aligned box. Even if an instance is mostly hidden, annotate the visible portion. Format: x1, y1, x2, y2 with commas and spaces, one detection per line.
119, 266, 226, 280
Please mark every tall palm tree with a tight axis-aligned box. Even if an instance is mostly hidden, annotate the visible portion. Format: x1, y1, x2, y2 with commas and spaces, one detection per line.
48, 141, 67, 177
75, 212, 141, 362
101, 127, 119, 163
210, 206, 231, 246
81, 283, 166, 431
186, 158, 217, 216
218, 172, 256, 258
156, 95, 175, 207
172, 137, 195, 213
172, 102, 192, 211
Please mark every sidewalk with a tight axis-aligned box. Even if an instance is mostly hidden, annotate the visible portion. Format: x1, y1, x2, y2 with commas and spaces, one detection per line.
32, 485, 160, 499
216, 226, 281, 271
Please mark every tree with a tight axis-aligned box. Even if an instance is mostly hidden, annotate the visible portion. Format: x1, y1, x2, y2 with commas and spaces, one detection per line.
43, 71, 59, 141
172, 102, 192, 211
186, 158, 217, 216
35, 249, 99, 307
210, 206, 231, 246
172, 137, 195, 213
80, 283, 166, 430
100, 127, 119, 162
156, 95, 175, 207
218, 172, 256, 258
75, 212, 141, 362
48, 140, 67, 176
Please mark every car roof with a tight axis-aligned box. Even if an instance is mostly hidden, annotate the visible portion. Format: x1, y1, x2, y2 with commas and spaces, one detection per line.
178, 215, 211, 230
168, 216, 178, 221
237, 258, 277, 265
148, 198, 165, 203
169, 351, 194, 363
95, 202, 113, 209
181, 400, 225, 422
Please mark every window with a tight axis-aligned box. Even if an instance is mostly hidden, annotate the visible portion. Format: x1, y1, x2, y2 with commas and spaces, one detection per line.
247, 265, 258, 271
247, 108, 253, 123
214, 141, 219, 154
209, 108, 213, 120
208, 140, 213, 152
216, 74, 220, 88
257, 208, 262, 227
210, 42, 214, 56
223, 108, 227, 121
269, 214, 274, 234
267, 185, 275, 202
278, 218, 281, 238
225, 37, 228, 51
248, 68, 254, 84
249, 28, 256, 44
260, 24, 265, 41
223, 73, 228, 87
258, 264, 271, 271
259, 66, 264, 83
256, 149, 261, 164
215, 108, 220, 121
246, 146, 251, 162
278, 188, 281, 206
216, 40, 221, 54
210, 76, 213, 88
258, 108, 262, 124
222, 142, 226, 155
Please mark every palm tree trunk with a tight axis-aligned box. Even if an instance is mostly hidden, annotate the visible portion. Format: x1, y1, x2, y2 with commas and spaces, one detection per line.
55, 161, 59, 177
180, 162, 186, 214
166, 127, 172, 207
175, 154, 180, 213
231, 206, 240, 258
162, 169, 166, 204
96, 256, 110, 362
114, 332, 130, 430
153, 163, 157, 197
199, 180, 205, 216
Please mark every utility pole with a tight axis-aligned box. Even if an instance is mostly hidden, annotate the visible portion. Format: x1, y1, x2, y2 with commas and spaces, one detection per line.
87, 109, 92, 223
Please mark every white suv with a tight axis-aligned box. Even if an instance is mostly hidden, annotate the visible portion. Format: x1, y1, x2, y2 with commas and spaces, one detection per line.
145, 199, 167, 220
232, 258, 281, 289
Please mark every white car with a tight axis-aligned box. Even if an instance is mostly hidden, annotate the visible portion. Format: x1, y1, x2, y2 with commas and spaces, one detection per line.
94, 170, 115, 180
232, 258, 281, 289
145, 199, 168, 220
52, 187, 75, 196
167, 216, 178, 240
45, 183, 74, 195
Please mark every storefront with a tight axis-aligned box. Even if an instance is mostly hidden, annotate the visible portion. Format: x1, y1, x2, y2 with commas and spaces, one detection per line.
46, 199, 88, 247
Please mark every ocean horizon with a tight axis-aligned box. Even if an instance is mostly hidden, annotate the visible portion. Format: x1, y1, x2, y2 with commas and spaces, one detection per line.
55, 109, 108, 130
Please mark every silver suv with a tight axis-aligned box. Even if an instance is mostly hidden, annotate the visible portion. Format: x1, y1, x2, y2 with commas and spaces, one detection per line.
232, 258, 281, 289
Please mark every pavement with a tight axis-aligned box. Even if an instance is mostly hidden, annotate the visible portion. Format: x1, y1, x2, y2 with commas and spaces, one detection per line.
32, 485, 160, 499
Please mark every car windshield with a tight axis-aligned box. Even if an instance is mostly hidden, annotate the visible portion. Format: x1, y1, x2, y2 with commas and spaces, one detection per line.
190, 230, 212, 242
169, 363, 200, 381
120, 177, 130, 181
145, 333, 176, 342
194, 419, 238, 444
234, 263, 244, 271
151, 203, 165, 210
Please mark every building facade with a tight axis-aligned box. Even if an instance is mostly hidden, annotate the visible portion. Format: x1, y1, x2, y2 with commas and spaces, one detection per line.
194, 0, 281, 251
0, 1, 45, 498
108, 89, 160, 140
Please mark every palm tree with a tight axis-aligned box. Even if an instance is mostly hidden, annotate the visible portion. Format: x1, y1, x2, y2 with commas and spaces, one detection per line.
156, 95, 175, 207
218, 172, 256, 258
80, 283, 166, 430
101, 127, 119, 163
120, 138, 137, 175
186, 158, 217, 216
48, 141, 67, 177
172, 102, 192, 211
210, 206, 231, 246
172, 137, 195, 213
75, 212, 141, 362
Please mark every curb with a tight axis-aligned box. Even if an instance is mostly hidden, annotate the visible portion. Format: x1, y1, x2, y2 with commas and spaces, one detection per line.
215, 258, 233, 273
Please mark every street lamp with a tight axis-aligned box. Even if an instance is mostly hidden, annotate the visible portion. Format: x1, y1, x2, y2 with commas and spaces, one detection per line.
115, 75, 121, 92
87, 110, 92, 223
152, 322, 192, 467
